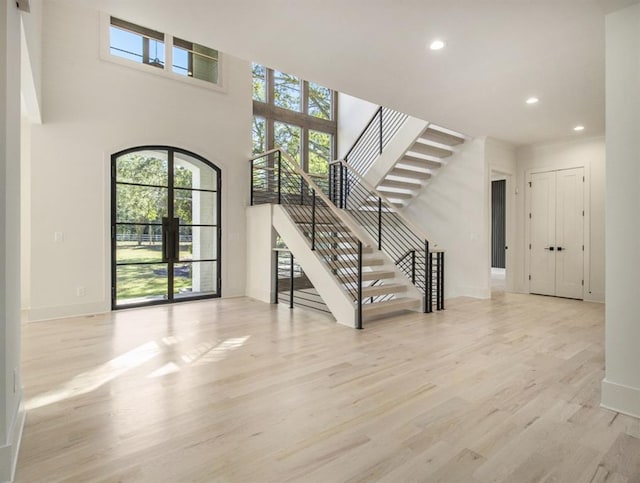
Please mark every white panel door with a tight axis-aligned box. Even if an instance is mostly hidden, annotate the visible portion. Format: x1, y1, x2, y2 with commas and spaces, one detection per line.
530, 171, 557, 296
529, 168, 584, 299
555, 167, 584, 298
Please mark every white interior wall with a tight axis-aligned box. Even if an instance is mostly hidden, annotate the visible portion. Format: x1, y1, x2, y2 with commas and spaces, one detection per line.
404, 137, 491, 299
601, 3, 640, 419
337, 93, 378, 159
1, 1, 25, 480
19, 0, 41, 123
514, 136, 605, 302
20, 116, 31, 310
28, 1, 252, 321
245, 204, 275, 303
486, 138, 517, 292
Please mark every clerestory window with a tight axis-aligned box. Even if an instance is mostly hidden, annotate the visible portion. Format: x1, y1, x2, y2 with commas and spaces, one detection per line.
106, 16, 222, 88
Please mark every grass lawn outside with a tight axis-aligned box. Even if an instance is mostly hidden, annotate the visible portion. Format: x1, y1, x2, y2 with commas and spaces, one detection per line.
116, 243, 192, 301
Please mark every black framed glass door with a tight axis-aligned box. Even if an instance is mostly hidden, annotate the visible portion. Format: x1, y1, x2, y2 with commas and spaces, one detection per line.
111, 146, 221, 309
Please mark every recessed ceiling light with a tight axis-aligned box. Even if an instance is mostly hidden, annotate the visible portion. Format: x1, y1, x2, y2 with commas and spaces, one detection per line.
429, 40, 446, 51
525, 97, 539, 105
574, 125, 585, 131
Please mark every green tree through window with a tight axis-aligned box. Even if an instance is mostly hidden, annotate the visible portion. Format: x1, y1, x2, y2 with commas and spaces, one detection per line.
252, 63, 336, 183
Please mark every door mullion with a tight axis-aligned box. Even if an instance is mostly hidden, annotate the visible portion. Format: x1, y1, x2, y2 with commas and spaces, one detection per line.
168, 149, 175, 300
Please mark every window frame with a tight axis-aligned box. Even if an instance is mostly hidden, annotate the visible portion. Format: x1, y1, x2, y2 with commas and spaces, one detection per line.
100, 13, 226, 92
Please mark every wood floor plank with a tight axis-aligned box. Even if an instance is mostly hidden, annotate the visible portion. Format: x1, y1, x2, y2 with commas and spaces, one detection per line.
15, 293, 640, 482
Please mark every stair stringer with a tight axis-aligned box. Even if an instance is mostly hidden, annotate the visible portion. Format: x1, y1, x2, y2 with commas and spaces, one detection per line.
362, 116, 429, 188
272, 205, 358, 328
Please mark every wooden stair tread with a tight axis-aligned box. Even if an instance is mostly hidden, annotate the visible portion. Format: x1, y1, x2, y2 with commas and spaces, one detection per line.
377, 179, 422, 190
361, 297, 421, 317
316, 246, 374, 255
399, 155, 443, 170
408, 141, 453, 159
389, 168, 432, 180
362, 270, 395, 281
361, 283, 407, 297
380, 191, 413, 200
419, 127, 465, 146
326, 258, 384, 269
362, 198, 404, 208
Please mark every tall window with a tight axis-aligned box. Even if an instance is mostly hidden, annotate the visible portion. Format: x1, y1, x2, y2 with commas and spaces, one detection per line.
252, 63, 336, 178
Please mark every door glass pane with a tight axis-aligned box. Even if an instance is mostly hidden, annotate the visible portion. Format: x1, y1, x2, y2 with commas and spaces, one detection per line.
174, 189, 217, 226
174, 152, 217, 191
174, 261, 217, 298
116, 150, 168, 186
116, 185, 168, 224
178, 226, 217, 261
274, 71, 301, 112
308, 130, 332, 177
252, 63, 266, 102
274, 122, 301, 164
116, 263, 168, 305
308, 82, 332, 120
116, 224, 164, 263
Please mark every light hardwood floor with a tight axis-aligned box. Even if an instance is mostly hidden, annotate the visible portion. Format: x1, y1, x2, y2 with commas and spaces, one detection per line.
16, 293, 640, 482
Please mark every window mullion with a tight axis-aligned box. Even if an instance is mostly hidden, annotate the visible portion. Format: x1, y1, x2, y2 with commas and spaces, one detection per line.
302, 81, 309, 115
166, 34, 173, 72
267, 68, 275, 106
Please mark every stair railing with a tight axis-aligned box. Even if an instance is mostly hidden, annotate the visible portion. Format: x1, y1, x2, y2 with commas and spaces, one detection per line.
250, 148, 369, 328
344, 106, 408, 176
329, 159, 444, 312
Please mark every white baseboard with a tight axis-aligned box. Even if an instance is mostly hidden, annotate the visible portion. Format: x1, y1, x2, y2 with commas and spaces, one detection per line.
28, 301, 109, 322
601, 378, 640, 418
0, 401, 25, 483
584, 291, 605, 303
449, 285, 492, 300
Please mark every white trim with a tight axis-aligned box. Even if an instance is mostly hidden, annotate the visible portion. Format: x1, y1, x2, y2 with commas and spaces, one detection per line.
601, 378, 640, 419
0, 401, 25, 483
99, 12, 226, 93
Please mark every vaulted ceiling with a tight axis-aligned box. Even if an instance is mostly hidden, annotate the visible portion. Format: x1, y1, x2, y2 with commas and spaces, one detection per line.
64, 0, 637, 145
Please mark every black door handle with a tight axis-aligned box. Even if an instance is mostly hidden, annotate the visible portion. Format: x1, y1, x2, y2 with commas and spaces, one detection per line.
557, 246, 563, 251
545, 246, 555, 251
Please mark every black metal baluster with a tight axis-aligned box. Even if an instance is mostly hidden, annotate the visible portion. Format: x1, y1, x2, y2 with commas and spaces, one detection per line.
289, 252, 294, 309
274, 250, 279, 304
378, 197, 383, 250
424, 240, 431, 313
379, 108, 383, 154
277, 151, 282, 205
311, 190, 316, 251
250, 160, 254, 206
411, 250, 416, 284
357, 241, 363, 329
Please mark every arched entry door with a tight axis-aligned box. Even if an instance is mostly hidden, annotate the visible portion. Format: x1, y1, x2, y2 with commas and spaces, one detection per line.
111, 146, 221, 309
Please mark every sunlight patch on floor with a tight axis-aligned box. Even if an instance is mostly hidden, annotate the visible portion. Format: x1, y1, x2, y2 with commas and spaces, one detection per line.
26, 341, 161, 411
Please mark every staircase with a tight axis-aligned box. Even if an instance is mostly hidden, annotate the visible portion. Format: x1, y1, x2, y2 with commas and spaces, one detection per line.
250, 149, 425, 328
376, 124, 466, 209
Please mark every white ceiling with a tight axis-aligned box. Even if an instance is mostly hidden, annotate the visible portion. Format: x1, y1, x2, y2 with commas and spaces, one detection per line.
66, 0, 635, 146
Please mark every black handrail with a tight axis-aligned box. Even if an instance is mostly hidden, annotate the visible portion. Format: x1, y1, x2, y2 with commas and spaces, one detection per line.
251, 149, 367, 327
342, 106, 408, 176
